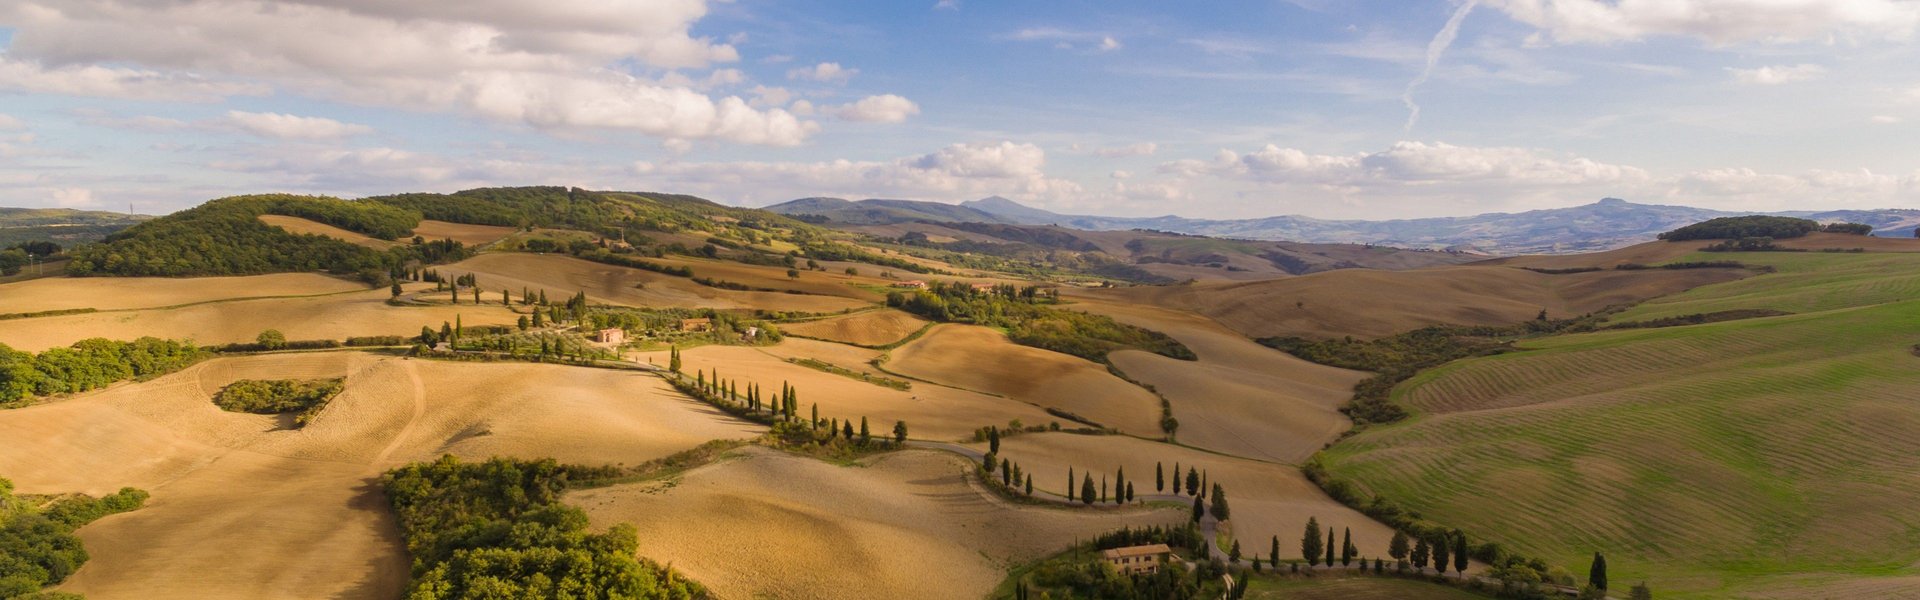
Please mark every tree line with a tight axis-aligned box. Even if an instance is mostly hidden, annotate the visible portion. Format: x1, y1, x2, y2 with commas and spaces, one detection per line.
0, 338, 204, 406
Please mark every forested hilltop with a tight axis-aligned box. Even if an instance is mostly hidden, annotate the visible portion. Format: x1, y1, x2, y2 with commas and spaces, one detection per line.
61, 186, 930, 283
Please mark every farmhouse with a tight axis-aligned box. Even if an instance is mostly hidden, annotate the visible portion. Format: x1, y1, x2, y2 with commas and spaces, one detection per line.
679, 318, 712, 332
593, 328, 625, 344
1099, 544, 1170, 575
893, 280, 927, 289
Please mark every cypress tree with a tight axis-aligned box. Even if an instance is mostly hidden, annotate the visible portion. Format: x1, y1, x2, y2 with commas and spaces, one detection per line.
894, 420, 908, 444
1453, 531, 1468, 576
1229, 540, 1242, 563
1156, 462, 1165, 492
1271, 536, 1280, 569
1341, 527, 1354, 566
1081, 474, 1096, 506
1301, 517, 1322, 566
859, 416, 870, 444
1067, 468, 1075, 501
1210, 484, 1230, 520
1185, 467, 1199, 496
1125, 481, 1134, 503
1024, 474, 1033, 496
1430, 534, 1449, 574
1001, 458, 1012, 485
988, 426, 1001, 454
1410, 537, 1429, 571
1324, 527, 1335, 568
812, 403, 819, 428
1190, 494, 1203, 522
843, 420, 854, 439
1589, 552, 1608, 591
1100, 476, 1107, 503
1115, 466, 1125, 501
1389, 530, 1409, 562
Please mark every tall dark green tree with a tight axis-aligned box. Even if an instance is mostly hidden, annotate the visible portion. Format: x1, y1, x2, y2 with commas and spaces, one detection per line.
1124, 481, 1134, 503
1185, 466, 1199, 496
1001, 459, 1012, 485
988, 426, 1001, 454
1324, 528, 1335, 568
1589, 552, 1608, 591
1115, 466, 1125, 505
1389, 530, 1409, 562
1190, 494, 1204, 522
1410, 537, 1430, 571
1452, 531, 1468, 576
1341, 527, 1354, 566
1301, 517, 1323, 566
859, 416, 870, 444
1210, 484, 1230, 520
1082, 473, 1097, 506
1431, 533, 1450, 575
1024, 474, 1033, 496
1156, 462, 1165, 492
893, 420, 908, 444
1067, 467, 1076, 502
1229, 540, 1242, 563
1270, 536, 1280, 569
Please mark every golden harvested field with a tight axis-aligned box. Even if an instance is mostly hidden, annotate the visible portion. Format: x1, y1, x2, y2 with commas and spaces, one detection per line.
0, 284, 516, 352
409, 220, 516, 246
0, 352, 762, 599
1102, 265, 1749, 339
1065, 299, 1365, 463
1, 272, 367, 314
258, 214, 397, 248
648, 255, 892, 300
886, 324, 1164, 435
646, 342, 1056, 442
443, 252, 870, 312
781, 309, 928, 346
568, 446, 1178, 600
987, 433, 1401, 567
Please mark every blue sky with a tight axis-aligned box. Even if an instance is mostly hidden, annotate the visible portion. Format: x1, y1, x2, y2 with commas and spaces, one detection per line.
1, 0, 1917, 219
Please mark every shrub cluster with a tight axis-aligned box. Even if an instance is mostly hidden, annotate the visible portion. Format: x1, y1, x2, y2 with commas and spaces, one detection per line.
211, 378, 344, 426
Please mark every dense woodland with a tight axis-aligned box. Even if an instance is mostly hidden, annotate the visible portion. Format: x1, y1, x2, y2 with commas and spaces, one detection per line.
381, 455, 706, 600
0, 338, 204, 406
887, 281, 1194, 362
62, 194, 468, 282
0, 477, 148, 597
1657, 216, 1822, 241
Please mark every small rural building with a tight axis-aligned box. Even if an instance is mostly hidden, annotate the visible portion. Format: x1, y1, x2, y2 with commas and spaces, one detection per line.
1099, 544, 1171, 575
679, 318, 712, 332
742, 326, 760, 341
970, 282, 996, 292
594, 328, 625, 344
893, 280, 927, 289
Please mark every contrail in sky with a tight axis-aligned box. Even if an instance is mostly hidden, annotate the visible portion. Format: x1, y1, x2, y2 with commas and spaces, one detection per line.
1403, 0, 1480, 131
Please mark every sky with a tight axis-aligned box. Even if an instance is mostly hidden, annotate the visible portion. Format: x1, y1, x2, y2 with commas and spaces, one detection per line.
1, 0, 1918, 220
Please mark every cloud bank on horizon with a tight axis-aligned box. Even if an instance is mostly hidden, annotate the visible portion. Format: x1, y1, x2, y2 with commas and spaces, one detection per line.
0, 0, 1917, 220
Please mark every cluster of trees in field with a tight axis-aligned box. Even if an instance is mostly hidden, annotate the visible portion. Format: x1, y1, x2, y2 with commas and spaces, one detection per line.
667, 366, 905, 460
62, 194, 473, 282
1658, 215, 1876, 242
0, 241, 60, 276
1659, 216, 1820, 241
886, 281, 1194, 362
210, 378, 344, 426
0, 338, 204, 405
380, 455, 706, 600
1015, 524, 1226, 600
0, 477, 148, 597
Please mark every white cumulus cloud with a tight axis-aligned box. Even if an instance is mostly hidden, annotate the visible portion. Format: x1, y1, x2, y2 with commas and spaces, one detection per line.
829, 95, 921, 123
0, 0, 841, 145
222, 110, 371, 139
1727, 64, 1826, 85
1487, 0, 1920, 45
787, 62, 857, 84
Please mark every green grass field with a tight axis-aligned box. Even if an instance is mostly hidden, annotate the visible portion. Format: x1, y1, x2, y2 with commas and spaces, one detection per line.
1322, 251, 1920, 598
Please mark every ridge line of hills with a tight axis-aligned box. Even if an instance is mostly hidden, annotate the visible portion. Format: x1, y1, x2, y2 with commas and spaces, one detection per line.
763, 195, 1920, 255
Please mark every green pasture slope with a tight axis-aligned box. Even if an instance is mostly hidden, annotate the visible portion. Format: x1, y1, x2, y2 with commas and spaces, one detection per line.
1320, 250, 1920, 598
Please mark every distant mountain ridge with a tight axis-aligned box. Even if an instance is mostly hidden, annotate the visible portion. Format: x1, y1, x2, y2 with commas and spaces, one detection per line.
764, 196, 1920, 255
0, 207, 152, 247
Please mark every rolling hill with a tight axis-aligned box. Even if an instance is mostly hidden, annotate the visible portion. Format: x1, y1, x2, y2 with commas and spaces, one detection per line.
0, 207, 152, 247
770, 195, 1920, 255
